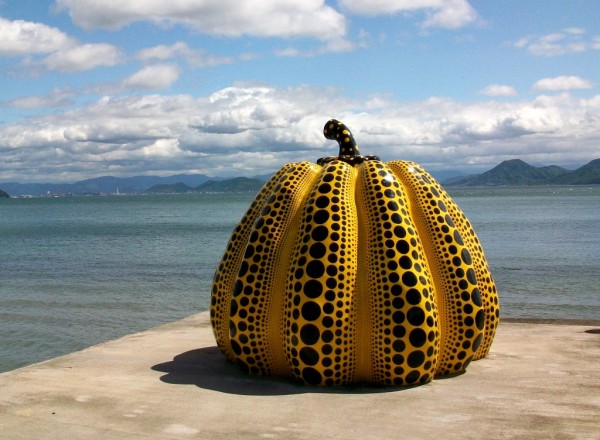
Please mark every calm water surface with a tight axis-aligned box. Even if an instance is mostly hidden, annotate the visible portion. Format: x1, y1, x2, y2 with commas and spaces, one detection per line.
1, 187, 598, 372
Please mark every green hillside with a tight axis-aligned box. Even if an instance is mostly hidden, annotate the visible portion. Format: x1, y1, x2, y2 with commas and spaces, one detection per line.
145, 182, 194, 193
446, 158, 599, 186
145, 176, 265, 194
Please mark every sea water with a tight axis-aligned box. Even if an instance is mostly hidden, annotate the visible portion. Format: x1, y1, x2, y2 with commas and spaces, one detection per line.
1, 187, 599, 372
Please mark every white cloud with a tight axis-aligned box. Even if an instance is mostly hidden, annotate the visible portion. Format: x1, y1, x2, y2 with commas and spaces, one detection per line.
0, 17, 123, 73
275, 37, 356, 57
339, 0, 479, 29
33, 43, 123, 72
55, 0, 347, 41
0, 17, 75, 55
122, 64, 180, 90
479, 84, 518, 97
2, 88, 76, 109
533, 76, 595, 91
136, 42, 233, 67
1, 85, 599, 182
515, 28, 600, 56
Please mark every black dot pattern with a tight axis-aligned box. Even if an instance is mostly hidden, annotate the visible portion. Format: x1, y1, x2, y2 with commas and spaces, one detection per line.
210, 163, 298, 361
227, 162, 320, 376
388, 160, 499, 375
283, 160, 358, 386
210, 156, 500, 386
356, 161, 438, 385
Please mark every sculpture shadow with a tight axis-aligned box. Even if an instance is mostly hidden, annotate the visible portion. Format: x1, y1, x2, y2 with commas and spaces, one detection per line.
151, 346, 412, 396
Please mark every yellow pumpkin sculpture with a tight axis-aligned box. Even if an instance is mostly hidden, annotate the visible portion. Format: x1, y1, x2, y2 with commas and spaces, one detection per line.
210, 119, 500, 386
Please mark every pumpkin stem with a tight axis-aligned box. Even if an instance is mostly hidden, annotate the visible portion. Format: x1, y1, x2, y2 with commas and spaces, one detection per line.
319, 119, 379, 166
323, 119, 361, 157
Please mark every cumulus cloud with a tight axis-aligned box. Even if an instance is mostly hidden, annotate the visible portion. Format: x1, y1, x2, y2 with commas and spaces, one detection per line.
533, 76, 595, 91
515, 28, 600, 56
479, 84, 518, 97
31, 43, 123, 72
1, 17, 123, 73
339, 0, 479, 29
0, 17, 75, 55
121, 64, 180, 90
2, 87, 76, 109
54, 0, 347, 41
1, 85, 599, 182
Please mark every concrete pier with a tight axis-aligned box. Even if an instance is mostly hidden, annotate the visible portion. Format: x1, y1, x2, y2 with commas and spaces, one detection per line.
1, 312, 598, 439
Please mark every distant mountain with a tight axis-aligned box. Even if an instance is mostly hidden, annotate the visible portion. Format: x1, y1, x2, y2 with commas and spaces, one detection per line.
146, 177, 265, 194
198, 177, 265, 193
444, 158, 599, 186
0, 173, 217, 196
145, 182, 195, 193
547, 158, 600, 185
0, 188, 9, 198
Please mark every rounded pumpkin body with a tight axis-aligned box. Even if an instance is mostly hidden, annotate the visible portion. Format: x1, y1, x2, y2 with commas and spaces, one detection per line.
210, 121, 499, 386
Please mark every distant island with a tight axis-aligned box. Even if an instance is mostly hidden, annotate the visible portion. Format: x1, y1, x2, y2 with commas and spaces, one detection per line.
444, 158, 600, 187
145, 177, 265, 194
1, 157, 598, 196
0, 188, 9, 198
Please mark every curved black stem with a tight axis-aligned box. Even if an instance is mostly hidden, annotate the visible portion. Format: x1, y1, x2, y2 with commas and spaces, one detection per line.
319, 119, 379, 166
323, 119, 361, 157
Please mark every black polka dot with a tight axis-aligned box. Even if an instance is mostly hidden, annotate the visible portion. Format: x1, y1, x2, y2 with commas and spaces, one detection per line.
402, 271, 418, 287
309, 242, 327, 259
229, 299, 238, 316
399, 256, 412, 269
392, 339, 405, 353
311, 226, 328, 241
306, 260, 325, 278
407, 350, 425, 368
475, 310, 485, 330
302, 367, 322, 385
231, 339, 242, 356
301, 301, 321, 321
303, 279, 323, 298
471, 288, 482, 306
396, 240, 410, 254
405, 289, 421, 305
392, 311, 405, 324
315, 196, 329, 208
467, 268, 477, 285
313, 210, 330, 224
318, 183, 332, 194
409, 328, 427, 347
407, 307, 425, 326
405, 370, 421, 384
299, 347, 320, 365
300, 324, 320, 345
394, 226, 406, 238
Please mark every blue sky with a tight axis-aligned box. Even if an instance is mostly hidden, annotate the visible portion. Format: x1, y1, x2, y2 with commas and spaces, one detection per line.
1, 0, 599, 182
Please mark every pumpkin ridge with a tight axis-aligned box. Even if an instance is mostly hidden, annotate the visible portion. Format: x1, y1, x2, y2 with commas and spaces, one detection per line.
356, 160, 439, 385
420, 176, 500, 360
211, 162, 299, 360
354, 164, 374, 384
387, 160, 487, 376
283, 160, 359, 386
228, 162, 321, 376
269, 163, 322, 376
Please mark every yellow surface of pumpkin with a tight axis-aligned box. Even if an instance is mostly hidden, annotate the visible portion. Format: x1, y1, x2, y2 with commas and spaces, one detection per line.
210, 119, 500, 386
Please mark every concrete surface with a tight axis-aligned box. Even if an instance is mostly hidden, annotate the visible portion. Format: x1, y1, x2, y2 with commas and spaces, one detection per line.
0, 312, 598, 440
